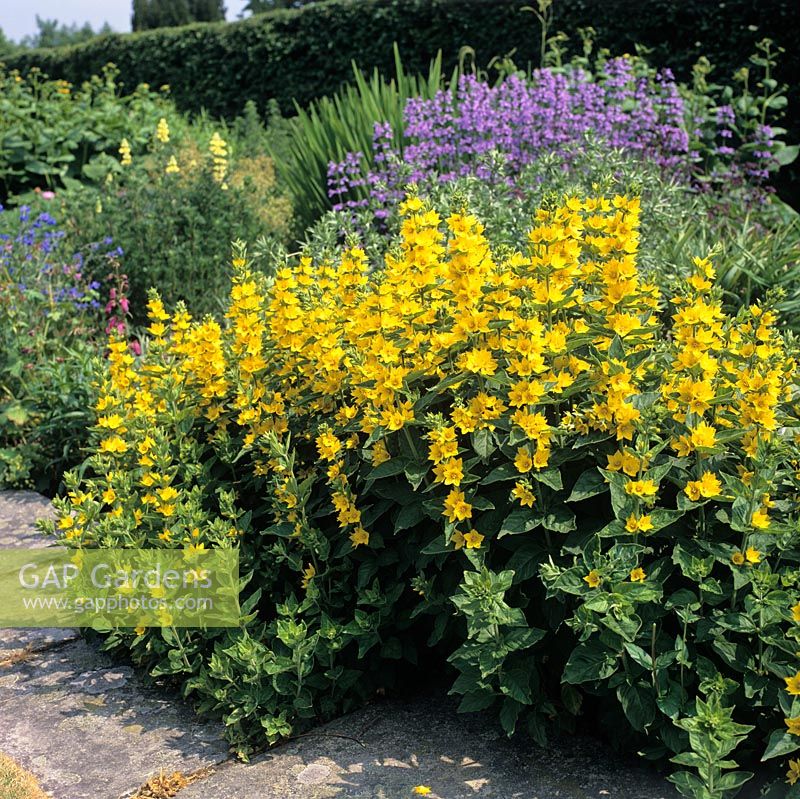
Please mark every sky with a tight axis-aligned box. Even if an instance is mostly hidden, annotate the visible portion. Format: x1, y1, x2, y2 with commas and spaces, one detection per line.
0, 0, 250, 40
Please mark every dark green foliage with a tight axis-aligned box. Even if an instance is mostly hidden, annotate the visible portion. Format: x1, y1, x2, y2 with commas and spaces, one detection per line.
6, 0, 799, 202
132, 0, 225, 31
243, 0, 318, 12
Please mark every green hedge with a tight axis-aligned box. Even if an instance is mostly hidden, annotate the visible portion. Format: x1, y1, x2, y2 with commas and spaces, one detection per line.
4, 0, 799, 199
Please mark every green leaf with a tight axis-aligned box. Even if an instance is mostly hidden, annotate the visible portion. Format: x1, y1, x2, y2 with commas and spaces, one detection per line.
499, 696, 522, 736
567, 468, 607, 502
368, 457, 409, 480
394, 501, 425, 531
776, 144, 799, 166
472, 428, 495, 460
562, 642, 618, 684
404, 460, 428, 490
617, 681, 655, 731
457, 691, 495, 713
500, 668, 532, 704
481, 463, 517, 485
533, 467, 562, 491
498, 508, 541, 537
667, 770, 705, 798
717, 772, 754, 791
762, 729, 800, 761
542, 506, 576, 534
623, 642, 653, 670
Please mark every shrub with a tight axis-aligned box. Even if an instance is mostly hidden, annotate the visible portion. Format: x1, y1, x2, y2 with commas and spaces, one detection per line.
0, 64, 172, 199
57, 116, 292, 321
46, 191, 800, 796
0, 203, 123, 491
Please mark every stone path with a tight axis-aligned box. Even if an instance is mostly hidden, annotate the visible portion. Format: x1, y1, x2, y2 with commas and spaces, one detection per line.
0, 490, 682, 799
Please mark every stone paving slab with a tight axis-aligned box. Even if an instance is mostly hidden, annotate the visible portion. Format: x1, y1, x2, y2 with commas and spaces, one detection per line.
0, 490, 79, 661
178, 696, 681, 799
0, 490, 229, 798
0, 637, 230, 798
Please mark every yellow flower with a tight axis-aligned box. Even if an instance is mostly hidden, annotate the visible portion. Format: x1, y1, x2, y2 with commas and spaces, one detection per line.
100, 436, 128, 454
731, 551, 745, 566
584, 570, 601, 589
690, 422, 717, 449
791, 603, 800, 623
458, 348, 497, 376
371, 440, 390, 466
349, 527, 370, 547
443, 489, 472, 523
514, 447, 533, 473
463, 530, 484, 549
165, 155, 180, 174
697, 471, 722, 497
785, 671, 800, 695
102, 487, 116, 504
685, 471, 721, 501
316, 431, 341, 461
511, 482, 536, 508
745, 547, 761, 564
134, 625, 146, 636
433, 458, 464, 486
752, 508, 770, 529
629, 567, 646, 583
624, 479, 658, 498
788, 759, 800, 786
301, 563, 316, 589
625, 514, 653, 533
787, 718, 800, 736
413, 788, 432, 797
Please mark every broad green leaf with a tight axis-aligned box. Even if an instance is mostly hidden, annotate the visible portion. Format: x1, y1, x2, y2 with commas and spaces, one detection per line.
567, 468, 607, 502
562, 641, 618, 684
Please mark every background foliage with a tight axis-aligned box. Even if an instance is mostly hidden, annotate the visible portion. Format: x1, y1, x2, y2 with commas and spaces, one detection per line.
4, 0, 799, 202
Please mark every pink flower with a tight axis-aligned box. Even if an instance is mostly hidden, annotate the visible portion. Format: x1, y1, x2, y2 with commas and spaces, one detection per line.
41, 191, 55, 200
129, 340, 142, 356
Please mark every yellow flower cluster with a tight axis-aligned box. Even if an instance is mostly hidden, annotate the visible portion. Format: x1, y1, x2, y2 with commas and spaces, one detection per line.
54, 193, 798, 582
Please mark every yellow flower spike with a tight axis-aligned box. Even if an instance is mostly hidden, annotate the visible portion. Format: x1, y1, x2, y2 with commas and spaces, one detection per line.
119, 138, 132, 166
165, 155, 180, 174
156, 117, 170, 143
